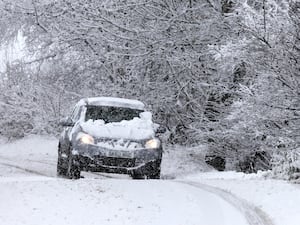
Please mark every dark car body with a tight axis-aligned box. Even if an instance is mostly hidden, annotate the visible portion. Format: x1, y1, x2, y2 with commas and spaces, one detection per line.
57, 97, 163, 179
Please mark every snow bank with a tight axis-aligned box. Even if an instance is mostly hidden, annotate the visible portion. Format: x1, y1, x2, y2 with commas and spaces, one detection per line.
184, 170, 271, 181
161, 145, 213, 179
183, 172, 300, 225
0, 135, 57, 159
80, 112, 157, 140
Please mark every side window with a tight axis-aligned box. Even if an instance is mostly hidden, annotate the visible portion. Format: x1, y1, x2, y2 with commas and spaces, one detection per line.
70, 106, 82, 122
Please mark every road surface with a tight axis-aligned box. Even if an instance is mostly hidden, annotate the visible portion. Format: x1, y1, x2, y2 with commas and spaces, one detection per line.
0, 136, 273, 225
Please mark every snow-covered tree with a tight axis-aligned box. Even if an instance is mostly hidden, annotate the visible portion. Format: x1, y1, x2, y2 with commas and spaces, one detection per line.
0, 0, 232, 143
1, 0, 300, 177
207, 0, 300, 174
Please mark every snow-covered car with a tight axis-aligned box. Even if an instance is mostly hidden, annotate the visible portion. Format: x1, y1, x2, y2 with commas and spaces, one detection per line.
57, 97, 164, 179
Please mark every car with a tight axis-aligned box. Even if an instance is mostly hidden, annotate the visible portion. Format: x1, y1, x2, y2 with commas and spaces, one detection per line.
57, 97, 164, 179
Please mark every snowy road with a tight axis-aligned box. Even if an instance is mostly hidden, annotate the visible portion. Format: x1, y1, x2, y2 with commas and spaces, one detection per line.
0, 136, 274, 225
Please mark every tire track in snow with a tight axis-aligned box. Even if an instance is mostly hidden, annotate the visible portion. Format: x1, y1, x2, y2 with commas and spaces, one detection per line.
0, 156, 54, 178
0, 155, 56, 166
0, 161, 51, 177
177, 181, 274, 225
26, 159, 57, 166
0, 155, 127, 180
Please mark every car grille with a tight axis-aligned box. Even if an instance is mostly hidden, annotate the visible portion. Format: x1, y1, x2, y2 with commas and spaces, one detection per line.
95, 138, 143, 150
95, 157, 136, 168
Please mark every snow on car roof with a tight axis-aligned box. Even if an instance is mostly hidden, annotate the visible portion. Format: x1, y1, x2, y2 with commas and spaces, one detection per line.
77, 97, 145, 110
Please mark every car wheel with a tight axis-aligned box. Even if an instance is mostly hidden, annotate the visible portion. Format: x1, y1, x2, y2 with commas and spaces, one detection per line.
147, 169, 161, 179
130, 173, 146, 180
131, 160, 161, 180
147, 160, 161, 179
57, 145, 67, 177
66, 151, 81, 179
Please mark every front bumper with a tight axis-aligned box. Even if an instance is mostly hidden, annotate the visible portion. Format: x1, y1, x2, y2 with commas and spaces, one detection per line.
71, 144, 162, 174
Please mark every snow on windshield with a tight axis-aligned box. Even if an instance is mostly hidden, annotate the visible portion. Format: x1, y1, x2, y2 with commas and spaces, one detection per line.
80, 112, 158, 140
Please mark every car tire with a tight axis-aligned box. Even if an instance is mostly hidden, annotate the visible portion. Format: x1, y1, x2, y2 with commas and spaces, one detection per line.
66, 157, 80, 179
57, 156, 67, 176
57, 145, 67, 177
147, 160, 161, 179
131, 160, 161, 180
66, 149, 81, 179
130, 173, 146, 180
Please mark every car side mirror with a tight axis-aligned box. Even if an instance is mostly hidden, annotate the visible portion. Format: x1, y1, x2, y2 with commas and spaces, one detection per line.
59, 117, 74, 127
156, 125, 167, 134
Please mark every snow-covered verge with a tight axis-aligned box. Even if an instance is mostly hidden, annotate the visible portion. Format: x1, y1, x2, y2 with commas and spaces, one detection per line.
183, 172, 300, 225
161, 144, 213, 178
0, 136, 250, 225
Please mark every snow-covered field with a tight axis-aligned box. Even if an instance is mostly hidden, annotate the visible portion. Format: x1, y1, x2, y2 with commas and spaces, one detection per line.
0, 136, 299, 225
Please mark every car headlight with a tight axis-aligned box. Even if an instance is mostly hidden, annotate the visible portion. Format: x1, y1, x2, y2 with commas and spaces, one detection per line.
145, 138, 160, 149
77, 133, 94, 145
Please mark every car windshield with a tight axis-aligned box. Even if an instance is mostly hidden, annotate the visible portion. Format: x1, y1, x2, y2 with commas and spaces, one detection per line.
85, 105, 143, 123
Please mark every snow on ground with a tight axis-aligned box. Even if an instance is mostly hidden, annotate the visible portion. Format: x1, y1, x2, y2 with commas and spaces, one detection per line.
0, 136, 249, 225
0, 136, 58, 177
183, 172, 300, 225
1, 135, 300, 225
0, 177, 250, 225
